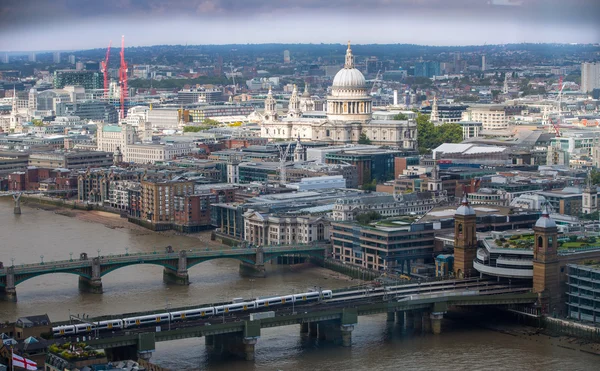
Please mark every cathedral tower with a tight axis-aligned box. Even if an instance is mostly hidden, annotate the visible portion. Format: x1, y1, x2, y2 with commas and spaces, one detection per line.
287, 84, 301, 118
263, 86, 278, 122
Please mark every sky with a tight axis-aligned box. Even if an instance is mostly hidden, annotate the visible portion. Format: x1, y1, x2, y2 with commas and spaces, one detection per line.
0, 0, 599, 51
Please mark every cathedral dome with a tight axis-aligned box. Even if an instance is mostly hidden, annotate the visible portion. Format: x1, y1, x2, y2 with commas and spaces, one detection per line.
332, 42, 366, 89
332, 68, 366, 89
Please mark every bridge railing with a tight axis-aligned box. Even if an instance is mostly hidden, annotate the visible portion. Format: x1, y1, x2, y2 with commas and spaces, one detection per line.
0, 244, 329, 274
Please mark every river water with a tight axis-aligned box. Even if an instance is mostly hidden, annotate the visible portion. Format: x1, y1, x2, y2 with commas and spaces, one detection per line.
0, 199, 598, 370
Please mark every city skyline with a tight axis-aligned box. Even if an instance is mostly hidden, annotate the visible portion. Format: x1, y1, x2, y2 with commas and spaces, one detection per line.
0, 0, 599, 51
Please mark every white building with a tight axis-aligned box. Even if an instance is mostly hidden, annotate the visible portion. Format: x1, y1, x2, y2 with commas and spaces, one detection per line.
462, 105, 507, 130
260, 42, 417, 149
288, 175, 346, 191
581, 62, 600, 93
244, 210, 330, 245
332, 193, 445, 221
96, 122, 188, 164
147, 108, 180, 129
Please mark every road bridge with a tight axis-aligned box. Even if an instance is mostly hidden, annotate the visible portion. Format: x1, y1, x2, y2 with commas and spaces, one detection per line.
53, 280, 537, 362
0, 245, 328, 301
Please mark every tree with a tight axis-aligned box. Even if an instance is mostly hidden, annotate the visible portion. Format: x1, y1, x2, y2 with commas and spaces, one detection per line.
356, 211, 382, 225
361, 179, 377, 191
436, 123, 463, 144
32, 119, 44, 127
358, 132, 372, 144
393, 113, 408, 120
417, 113, 463, 154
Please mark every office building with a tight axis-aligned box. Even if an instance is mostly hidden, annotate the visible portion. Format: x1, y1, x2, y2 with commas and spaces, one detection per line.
29, 52, 36, 62
331, 221, 436, 271
283, 50, 291, 63
462, 104, 508, 130
53, 52, 61, 64
68, 55, 75, 64
414, 61, 441, 78
567, 264, 600, 324
581, 62, 600, 93
57, 100, 118, 123
53, 70, 102, 90
28, 151, 113, 169
177, 89, 223, 104
141, 178, 194, 224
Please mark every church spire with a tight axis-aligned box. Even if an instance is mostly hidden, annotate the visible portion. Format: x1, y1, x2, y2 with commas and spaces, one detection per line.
344, 41, 354, 69
431, 94, 439, 122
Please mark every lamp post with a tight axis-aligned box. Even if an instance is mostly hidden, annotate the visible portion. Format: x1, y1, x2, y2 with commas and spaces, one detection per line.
97, 249, 101, 258
10, 257, 14, 267
69, 252, 73, 262
125, 247, 129, 256
40, 255, 44, 264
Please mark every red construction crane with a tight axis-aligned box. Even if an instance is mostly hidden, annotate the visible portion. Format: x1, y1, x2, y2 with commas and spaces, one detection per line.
100, 41, 111, 98
119, 35, 128, 120
549, 116, 561, 137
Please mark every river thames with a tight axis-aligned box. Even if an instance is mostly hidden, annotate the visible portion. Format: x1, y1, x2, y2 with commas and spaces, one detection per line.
0, 199, 597, 370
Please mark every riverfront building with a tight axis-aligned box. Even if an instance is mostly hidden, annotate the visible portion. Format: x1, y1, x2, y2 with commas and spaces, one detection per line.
331, 221, 436, 271
566, 263, 600, 324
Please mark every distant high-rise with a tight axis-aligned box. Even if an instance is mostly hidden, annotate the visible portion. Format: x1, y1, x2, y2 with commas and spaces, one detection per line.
414, 61, 440, 78
76, 62, 84, 71
29, 52, 36, 62
581, 62, 600, 93
481, 55, 486, 72
53, 52, 61, 64
53, 70, 102, 90
68, 55, 76, 64
2, 53, 8, 64
283, 50, 291, 64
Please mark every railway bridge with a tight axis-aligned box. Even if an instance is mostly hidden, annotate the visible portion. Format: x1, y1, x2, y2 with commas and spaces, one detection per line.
55, 281, 537, 362
0, 244, 328, 301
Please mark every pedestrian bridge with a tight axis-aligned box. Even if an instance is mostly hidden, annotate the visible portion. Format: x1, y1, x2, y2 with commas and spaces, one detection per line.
0, 244, 328, 301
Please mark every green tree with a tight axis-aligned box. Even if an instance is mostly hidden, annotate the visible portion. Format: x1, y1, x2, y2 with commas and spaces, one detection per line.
356, 211, 382, 225
416, 113, 437, 154
360, 179, 377, 191
436, 123, 463, 144
358, 132, 372, 144
393, 113, 408, 120
32, 119, 44, 127
417, 113, 463, 154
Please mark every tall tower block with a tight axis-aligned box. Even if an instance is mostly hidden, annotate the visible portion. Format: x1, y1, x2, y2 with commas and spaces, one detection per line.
453, 195, 477, 278
533, 204, 561, 314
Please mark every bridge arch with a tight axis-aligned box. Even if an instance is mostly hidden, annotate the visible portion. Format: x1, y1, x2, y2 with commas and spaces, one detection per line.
15, 270, 91, 286
186, 255, 256, 269
99, 261, 178, 277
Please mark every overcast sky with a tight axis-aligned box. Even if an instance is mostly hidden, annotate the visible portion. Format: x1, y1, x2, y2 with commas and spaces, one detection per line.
0, 0, 599, 51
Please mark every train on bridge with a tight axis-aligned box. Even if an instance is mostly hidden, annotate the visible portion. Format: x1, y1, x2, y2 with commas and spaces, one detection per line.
52, 278, 528, 338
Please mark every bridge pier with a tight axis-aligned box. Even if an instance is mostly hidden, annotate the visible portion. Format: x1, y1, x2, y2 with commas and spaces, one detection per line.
340, 325, 354, 347
79, 257, 103, 294
308, 322, 318, 337
395, 311, 404, 326
207, 333, 259, 361
0, 267, 17, 302
13, 193, 22, 215
404, 311, 415, 329
300, 322, 309, 334
430, 312, 444, 335
422, 311, 432, 333
387, 311, 395, 322
163, 250, 189, 285
239, 247, 266, 278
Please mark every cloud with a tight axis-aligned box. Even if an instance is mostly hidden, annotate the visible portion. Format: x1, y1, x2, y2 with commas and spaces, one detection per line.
0, 0, 598, 49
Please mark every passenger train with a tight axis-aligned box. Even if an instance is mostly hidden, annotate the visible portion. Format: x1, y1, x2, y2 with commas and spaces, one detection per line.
52, 277, 522, 338
52, 289, 333, 337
